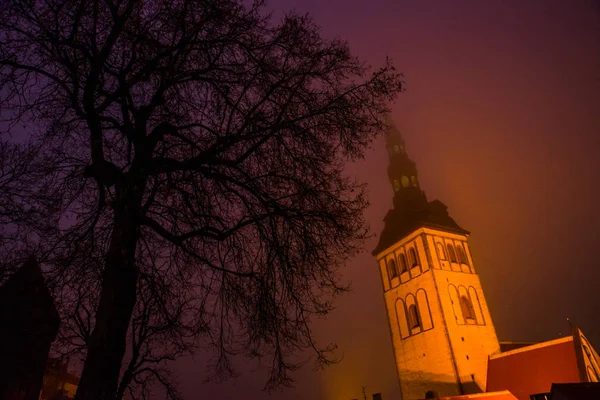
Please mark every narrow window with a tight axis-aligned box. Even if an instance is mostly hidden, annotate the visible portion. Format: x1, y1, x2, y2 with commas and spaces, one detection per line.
399, 253, 408, 273
396, 299, 410, 339
387, 258, 398, 279
447, 244, 457, 263
460, 295, 476, 322
408, 304, 421, 329
456, 245, 469, 265
393, 180, 400, 192
411, 176, 418, 186
409, 248, 419, 268
436, 243, 446, 261
401, 176, 410, 188
416, 289, 433, 330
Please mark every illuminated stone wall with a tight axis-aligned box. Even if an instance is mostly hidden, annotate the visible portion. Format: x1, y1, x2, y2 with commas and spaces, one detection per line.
377, 227, 500, 400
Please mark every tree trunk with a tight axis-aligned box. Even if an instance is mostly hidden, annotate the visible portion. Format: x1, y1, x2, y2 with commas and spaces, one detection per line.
75, 184, 142, 400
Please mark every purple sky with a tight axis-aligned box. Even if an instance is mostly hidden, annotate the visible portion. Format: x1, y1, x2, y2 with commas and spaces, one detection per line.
175, 1, 600, 399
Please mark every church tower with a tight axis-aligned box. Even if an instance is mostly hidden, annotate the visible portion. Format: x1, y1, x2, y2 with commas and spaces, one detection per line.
374, 122, 500, 400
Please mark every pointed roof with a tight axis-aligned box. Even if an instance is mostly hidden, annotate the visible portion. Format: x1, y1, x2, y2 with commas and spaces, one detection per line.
373, 121, 468, 255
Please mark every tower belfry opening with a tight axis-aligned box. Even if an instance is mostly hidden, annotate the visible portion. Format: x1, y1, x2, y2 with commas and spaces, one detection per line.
374, 120, 500, 400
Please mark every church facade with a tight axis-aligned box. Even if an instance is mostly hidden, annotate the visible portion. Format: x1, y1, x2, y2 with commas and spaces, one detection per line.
372, 122, 600, 400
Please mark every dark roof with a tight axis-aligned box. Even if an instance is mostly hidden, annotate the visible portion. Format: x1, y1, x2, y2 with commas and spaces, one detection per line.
373, 199, 469, 255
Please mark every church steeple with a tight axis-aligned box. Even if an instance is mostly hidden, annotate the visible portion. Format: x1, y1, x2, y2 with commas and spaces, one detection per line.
385, 120, 428, 211
373, 120, 468, 255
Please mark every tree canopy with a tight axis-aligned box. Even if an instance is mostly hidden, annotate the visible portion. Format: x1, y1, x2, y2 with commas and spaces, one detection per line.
0, 0, 403, 398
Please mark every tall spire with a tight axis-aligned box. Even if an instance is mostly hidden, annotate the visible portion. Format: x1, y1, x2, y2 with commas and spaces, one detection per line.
373, 119, 468, 255
384, 119, 428, 211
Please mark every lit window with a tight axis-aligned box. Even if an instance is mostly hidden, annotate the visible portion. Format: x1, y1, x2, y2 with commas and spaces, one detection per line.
411, 176, 417, 186
393, 145, 400, 153
393, 180, 400, 191
456, 245, 469, 265
409, 248, 419, 268
408, 304, 421, 329
436, 243, 446, 261
388, 258, 398, 279
401, 176, 409, 188
447, 244, 457, 263
399, 253, 408, 273
460, 296, 476, 322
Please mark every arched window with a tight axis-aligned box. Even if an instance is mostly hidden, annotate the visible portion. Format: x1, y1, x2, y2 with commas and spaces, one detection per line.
416, 289, 433, 331
468, 287, 485, 325
456, 245, 469, 265
447, 244, 457, 263
449, 285, 463, 324
387, 258, 398, 279
408, 248, 419, 268
436, 243, 446, 261
396, 299, 410, 339
401, 176, 410, 188
411, 176, 418, 187
408, 304, 421, 329
398, 253, 408, 273
460, 296, 476, 322
393, 180, 400, 192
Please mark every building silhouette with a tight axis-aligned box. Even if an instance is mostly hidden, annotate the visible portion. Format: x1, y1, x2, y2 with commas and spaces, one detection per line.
0, 258, 60, 400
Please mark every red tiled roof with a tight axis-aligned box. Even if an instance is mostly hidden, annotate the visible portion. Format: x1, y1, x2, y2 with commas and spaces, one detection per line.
487, 337, 581, 400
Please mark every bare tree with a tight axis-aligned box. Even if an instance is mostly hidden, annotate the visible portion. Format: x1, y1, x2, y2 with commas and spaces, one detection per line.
55, 256, 192, 400
0, 139, 60, 282
0, 1, 403, 399
116, 273, 194, 400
